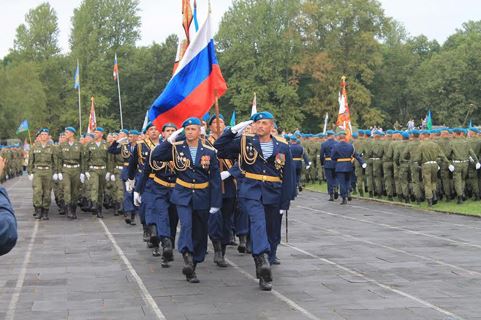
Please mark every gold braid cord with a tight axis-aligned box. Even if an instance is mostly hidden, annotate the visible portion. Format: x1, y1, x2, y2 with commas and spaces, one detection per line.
148, 150, 167, 171
120, 142, 131, 159
239, 135, 258, 174
172, 144, 191, 171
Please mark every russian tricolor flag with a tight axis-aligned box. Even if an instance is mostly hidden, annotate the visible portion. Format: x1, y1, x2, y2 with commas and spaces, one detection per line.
149, 10, 227, 128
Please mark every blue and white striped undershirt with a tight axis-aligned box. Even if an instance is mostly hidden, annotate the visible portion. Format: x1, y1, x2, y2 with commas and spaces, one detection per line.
260, 141, 274, 158
189, 147, 198, 163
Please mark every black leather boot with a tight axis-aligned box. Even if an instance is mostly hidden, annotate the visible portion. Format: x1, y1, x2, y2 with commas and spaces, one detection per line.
124, 211, 131, 224
130, 213, 136, 225
188, 263, 199, 283
152, 247, 161, 257
34, 207, 41, 218
96, 205, 103, 218
113, 202, 120, 216
71, 204, 78, 220
334, 190, 339, 200
340, 197, 347, 205
58, 200, 66, 215
238, 235, 247, 253
257, 254, 272, 291
328, 194, 334, 201
42, 208, 49, 220
427, 199, 433, 207
182, 252, 194, 278
213, 240, 227, 267
142, 225, 150, 242
161, 237, 173, 262
66, 205, 72, 219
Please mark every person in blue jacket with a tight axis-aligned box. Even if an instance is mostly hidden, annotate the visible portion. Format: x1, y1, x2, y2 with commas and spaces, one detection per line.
214, 111, 294, 291
320, 130, 339, 201
289, 136, 311, 192
151, 117, 221, 283
0, 156, 17, 256
331, 131, 366, 204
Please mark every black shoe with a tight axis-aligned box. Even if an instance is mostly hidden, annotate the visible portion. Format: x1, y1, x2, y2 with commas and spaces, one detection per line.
161, 256, 170, 268
347, 195, 352, 201
213, 240, 228, 267
161, 237, 173, 261
427, 199, 433, 207
33, 207, 41, 218
182, 252, 194, 277
270, 257, 281, 265
66, 206, 72, 219
130, 214, 136, 225
71, 205, 78, 220
340, 198, 347, 205
299, 185, 303, 192
328, 194, 334, 201
237, 235, 247, 254
58, 201, 66, 215
246, 239, 252, 254
187, 265, 200, 283
125, 212, 132, 224
152, 247, 161, 257
41, 208, 49, 220
334, 191, 339, 200
96, 206, 103, 218
256, 254, 272, 291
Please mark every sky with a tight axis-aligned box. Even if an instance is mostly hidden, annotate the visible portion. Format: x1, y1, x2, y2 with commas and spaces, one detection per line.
1, 0, 480, 58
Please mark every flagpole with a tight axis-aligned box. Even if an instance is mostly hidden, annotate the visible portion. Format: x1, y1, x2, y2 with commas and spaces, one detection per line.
27, 128, 32, 145
77, 59, 82, 136
214, 89, 225, 194
116, 67, 124, 130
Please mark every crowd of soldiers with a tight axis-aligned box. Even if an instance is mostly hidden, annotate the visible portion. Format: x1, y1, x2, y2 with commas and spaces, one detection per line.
300, 128, 481, 206
23, 111, 322, 291
0, 145, 25, 183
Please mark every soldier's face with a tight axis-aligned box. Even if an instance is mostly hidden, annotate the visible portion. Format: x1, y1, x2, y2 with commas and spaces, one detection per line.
107, 135, 114, 143
147, 126, 160, 140
256, 120, 274, 137
129, 135, 138, 143
64, 131, 74, 140
95, 131, 103, 140
162, 127, 176, 139
184, 125, 200, 141
39, 132, 49, 143
209, 119, 225, 135
118, 132, 127, 140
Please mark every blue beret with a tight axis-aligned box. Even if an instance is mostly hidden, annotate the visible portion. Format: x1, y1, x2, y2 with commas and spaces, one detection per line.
38, 128, 49, 135
120, 129, 129, 134
365, 131, 372, 137
410, 129, 420, 136
326, 130, 335, 136
401, 132, 410, 140
283, 134, 291, 141
251, 111, 274, 122
129, 130, 140, 135
162, 122, 177, 131
352, 132, 359, 138
87, 133, 95, 139
374, 131, 384, 136
386, 130, 393, 135
143, 121, 155, 133
182, 117, 202, 127
95, 127, 104, 132
208, 114, 224, 126
65, 127, 76, 134
469, 127, 479, 133
336, 130, 346, 136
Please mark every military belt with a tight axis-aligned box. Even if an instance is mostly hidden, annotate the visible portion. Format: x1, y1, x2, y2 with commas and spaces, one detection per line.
123, 162, 129, 166
244, 172, 282, 183
149, 174, 175, 188
423, 161, 437, 165
293, 157, 303, 161
63, 164, 80, 168
324, 157, 332, 161
176, 178, 209, 189
337, 158, 353, 162
453, 160, 469, 163
370, 158, 381, 160
89, 165, 106, 170
35, 166, 50, 170
115, 166, 124, 170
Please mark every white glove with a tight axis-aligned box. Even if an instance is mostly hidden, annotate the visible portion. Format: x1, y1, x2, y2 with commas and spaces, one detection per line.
105, 172, 111, 181
469, 156, 475, 163
52, 173, 58, 181
209, 207, 220, 214
85, 172, 91, 180
231, 120, 253, 135
201, 126, 206, 136
280, 210, 287, 215
28, 174, 34, 181
476, 163, 481, 170
117, 137, 128, 143
306, 165, 311, 170
58, 173, 63, 181
448, 164, 455, 172
362, 163, 367, 169
437, 165, 440, 171
167, 128, 184, 144
110, 174, 116, 182
134, 192, 142, 206
80, 173, 85, 184
126, 179, 135, 192
220, 171, 231, 180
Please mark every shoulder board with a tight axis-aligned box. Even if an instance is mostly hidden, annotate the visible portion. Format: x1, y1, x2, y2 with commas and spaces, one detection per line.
202, 143, 216, 151
136, 140, 145, 145
244, 133, 255, 137
172, 141, 184, 146
275, 137, 288, 144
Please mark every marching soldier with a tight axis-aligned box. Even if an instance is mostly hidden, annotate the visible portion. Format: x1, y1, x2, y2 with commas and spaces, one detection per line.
53, 133, 66, 215
58, 127, 83, 219
28, 128, 57, 220
152, 117, 221, 283
215, 111, 294, 291
107, 130, 130, 216
289, 136, 310, 192
320, 131, 338, 201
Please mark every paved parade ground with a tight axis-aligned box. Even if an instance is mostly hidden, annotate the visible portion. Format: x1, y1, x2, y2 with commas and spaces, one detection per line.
1, 176, 481, 320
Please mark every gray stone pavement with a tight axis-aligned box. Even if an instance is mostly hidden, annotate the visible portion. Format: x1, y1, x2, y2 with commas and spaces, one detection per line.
1, 176, 481, 319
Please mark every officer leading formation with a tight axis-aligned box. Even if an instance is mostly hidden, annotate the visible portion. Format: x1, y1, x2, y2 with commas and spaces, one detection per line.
18, 112, 481, 291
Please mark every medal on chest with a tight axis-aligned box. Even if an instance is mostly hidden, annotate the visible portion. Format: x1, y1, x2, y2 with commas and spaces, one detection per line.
201, 155, 211, 169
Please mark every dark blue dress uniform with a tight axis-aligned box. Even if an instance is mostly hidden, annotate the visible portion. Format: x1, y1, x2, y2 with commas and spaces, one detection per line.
320, 134, 338, 198
289, 141, 309, 190
128, 138, 156, 226
151, 139, 221, 265
214, 129, 294, 262
0, 186, 17, 256
331, 140, 365, 202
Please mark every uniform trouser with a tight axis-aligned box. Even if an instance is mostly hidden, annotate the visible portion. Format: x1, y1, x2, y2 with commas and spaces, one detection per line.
410, 164, 423, 200
53, 179, 64, 204
234, 199, 249, 236
354, 164, 365, 193
422, 163, 438, 200
350, 170, 357, 191
467, 164, 479, 197
372, 159, 383, 195
144, 183, 178, 240
135, 173, 144, 223
453, 162, 468, 197
295, 168, 302, 187
88, 169, 106, 206
209, 197, 236, 245
336, 171, 351, 198
33, 170, 53, 209
266, 206, 282, 263
324, 168, 337, 195
239, 198, 274, 256
177, 205, 209, 264
439, 164, 452, 198
399, 163, 410, 198
393, 164, 402, 196
366, 159, 374, 193
383, 161, 394, 197
111, 170, 124, 204
62, 168, 81, 206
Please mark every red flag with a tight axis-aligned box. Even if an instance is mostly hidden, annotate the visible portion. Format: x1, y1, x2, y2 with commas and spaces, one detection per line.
87, 96, 97, 134
336, 76, 352, 140
113, 53, 119, 81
